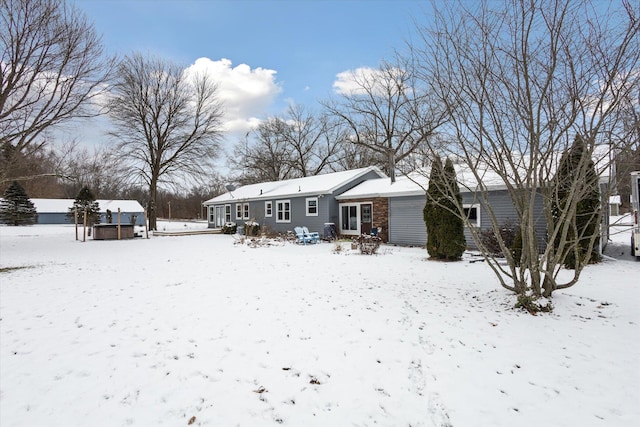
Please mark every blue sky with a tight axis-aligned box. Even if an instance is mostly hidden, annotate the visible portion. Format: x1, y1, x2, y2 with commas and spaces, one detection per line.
74, 0, 430, 126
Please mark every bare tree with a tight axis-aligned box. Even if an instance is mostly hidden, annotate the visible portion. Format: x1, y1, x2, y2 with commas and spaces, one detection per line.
228, 120, 294, 185
107, 53, 224, 230
411, 0, 639, 303
0, 0, 113, 184
228, 104, 348, 185
279, 104, 345, 176
55, 142, 129, 199
323, 60, 448, 182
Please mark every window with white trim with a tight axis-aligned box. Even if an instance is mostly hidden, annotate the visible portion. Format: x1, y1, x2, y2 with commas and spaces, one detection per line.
306, 197, 318, 216
463, 204, 481, 227
225, 205, 231, 222
265, 201, 272, 217
236, 203, 242, 220
276, 200, 291, 223
243, 203, 250, 220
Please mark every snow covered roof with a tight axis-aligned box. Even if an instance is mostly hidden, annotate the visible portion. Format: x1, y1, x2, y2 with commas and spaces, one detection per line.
203, 166, 386, 204
338, 146, 613, 200
30, 199, 144, 213
337, 165, 507, 199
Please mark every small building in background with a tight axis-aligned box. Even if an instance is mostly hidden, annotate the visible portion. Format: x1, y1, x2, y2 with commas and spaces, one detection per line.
30, 199, 145, 225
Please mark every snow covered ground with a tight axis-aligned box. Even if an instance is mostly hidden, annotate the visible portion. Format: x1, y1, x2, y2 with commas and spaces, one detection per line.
1, 217, 638, 426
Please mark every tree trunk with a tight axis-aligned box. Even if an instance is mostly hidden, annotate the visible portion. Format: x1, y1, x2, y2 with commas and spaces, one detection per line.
148, 177, 158, 231
388, 151, 396, 183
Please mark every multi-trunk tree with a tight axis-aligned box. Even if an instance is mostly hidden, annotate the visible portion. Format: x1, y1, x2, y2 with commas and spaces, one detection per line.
409, 0, 639, 302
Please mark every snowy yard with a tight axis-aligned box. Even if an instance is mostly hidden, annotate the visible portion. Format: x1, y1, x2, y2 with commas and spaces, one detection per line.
1, 218, 638, 426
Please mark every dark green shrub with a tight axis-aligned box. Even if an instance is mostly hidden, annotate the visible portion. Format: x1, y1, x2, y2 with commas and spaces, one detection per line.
0, 181, 38, 226
424, 157, 465, 260
222, 222, 237, 234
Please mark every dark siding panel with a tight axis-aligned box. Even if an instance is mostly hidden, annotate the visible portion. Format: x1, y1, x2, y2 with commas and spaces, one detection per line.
388, 196, 427, 247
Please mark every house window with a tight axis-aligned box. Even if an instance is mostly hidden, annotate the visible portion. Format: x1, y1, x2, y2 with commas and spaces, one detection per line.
208, 206, 214, 223
340, 204, 359, 234
243, 203, 250, 220
306, 197, 318, 216
265, 201, 272, 217
276, 200, 291, 223
237, 203, 249, 220
361, 204, 372, 223
225, 205, 231, 223
463, 204, 481, 227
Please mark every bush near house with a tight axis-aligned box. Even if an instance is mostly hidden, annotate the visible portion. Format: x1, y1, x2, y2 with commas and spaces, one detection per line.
424, 157, 466, 260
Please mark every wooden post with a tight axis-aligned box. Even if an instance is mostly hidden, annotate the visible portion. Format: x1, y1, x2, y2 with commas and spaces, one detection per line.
117, 208, 121, 240
74, 207, 78, 241
143, 208, 149, 239
83, 208, 87, 242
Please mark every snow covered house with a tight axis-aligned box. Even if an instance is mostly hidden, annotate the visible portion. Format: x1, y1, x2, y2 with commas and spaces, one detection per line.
337, 158, 611, 252
203, 167, 386, 236
335, 171, 546, 249
30, 199, 145, 226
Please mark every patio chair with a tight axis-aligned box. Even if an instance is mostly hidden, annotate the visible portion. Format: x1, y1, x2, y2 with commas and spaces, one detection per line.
302, 227, 320, 243
294, 226, 320, 245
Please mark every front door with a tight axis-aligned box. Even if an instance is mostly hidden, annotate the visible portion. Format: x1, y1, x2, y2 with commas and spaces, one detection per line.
214, 205, 225, 227
361, 203, 372, 235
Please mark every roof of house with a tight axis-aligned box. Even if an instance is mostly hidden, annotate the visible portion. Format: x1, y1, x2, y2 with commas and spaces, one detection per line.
203, 166, 386, 204
30, 199, 144, 213
338, 146, 613, 200
336, 165, 507, 199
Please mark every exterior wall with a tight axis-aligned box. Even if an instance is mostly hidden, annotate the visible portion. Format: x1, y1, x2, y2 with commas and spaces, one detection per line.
388, 190, 547, 250
388, 195, 427, 247
206, 169, 383, 235
338, 197, 389, 242
37, 212, 70, 225
217, 196, 333, 236
36, 211, 144, 225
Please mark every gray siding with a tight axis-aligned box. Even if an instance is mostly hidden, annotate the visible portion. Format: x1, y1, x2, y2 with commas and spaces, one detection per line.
389, 190, 547, 250
225, 196, 334, 236
388, 196, 427, 247
213, 169, 383, 235
36, 211, 144, 225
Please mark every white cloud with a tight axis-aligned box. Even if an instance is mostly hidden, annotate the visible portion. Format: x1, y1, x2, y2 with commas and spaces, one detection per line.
332, 67, 380, 95
186, 57, 282, 134
333, 66, 409, 97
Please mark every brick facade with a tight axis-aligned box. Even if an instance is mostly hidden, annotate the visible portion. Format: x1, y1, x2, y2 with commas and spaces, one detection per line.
337, 197, 389, 242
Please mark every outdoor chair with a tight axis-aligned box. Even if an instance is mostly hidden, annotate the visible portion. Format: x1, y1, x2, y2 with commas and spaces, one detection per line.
302, 227, 320, 243
294, 226, 320, 245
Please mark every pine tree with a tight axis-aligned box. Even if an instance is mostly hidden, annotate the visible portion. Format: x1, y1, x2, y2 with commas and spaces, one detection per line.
0, 181, 38, 226
68, 186, 101, 225
424, 158, 466, 260
553, 135, 601, 269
